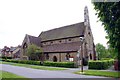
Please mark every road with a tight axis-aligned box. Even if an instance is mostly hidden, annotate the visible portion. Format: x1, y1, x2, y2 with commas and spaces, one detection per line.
0, 64, 108, 78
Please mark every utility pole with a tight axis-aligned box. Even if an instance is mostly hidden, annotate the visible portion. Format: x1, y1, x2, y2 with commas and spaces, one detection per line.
80, 36, 84, 73
81, 43, 83, 72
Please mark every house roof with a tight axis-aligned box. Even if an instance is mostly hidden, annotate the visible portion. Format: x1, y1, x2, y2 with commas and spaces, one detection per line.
0, 49, 2, 54
27, 34, 41, 47
42, 41, 81, 53
10, 47, 17, 52
39, 22, 85, 41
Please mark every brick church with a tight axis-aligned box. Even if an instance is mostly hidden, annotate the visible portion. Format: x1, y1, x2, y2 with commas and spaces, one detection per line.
20, 6, 96, 63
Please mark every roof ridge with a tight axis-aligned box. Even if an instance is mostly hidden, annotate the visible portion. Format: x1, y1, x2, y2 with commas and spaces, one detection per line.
39, 22, 85, 41
26, 34, 38, 38
42, 22, 84, 33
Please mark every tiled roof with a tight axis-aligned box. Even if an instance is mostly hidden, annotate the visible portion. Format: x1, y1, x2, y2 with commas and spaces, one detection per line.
0, 49, 2, 54
39, 22, 85, 41
42, 42, 81, 53
27, 35, 41, 47
10, 47, 17, 52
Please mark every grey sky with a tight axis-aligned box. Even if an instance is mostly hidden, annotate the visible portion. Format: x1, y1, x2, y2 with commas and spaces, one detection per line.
0, 0, 108, 48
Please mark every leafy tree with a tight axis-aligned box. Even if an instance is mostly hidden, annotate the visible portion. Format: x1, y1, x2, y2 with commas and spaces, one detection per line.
27, 44, 43, 61
96, 43, 107, 60
106, 46, 117, 59
93, 2, 120, 59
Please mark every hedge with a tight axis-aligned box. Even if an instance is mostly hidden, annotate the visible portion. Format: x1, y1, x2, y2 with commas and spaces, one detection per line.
3, 59, 76, 68
88, 59, 114, 70
5, 59, 40, 65
43, 61, 75, 68
2, 57, 12, 59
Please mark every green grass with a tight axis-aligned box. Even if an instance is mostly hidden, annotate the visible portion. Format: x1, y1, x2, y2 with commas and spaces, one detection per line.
75, 70, 120, 78
0, 70, 30, 80
2, 61, 67, 71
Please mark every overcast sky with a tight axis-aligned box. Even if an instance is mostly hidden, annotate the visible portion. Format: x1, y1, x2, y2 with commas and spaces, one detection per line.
0, 0, 108, 49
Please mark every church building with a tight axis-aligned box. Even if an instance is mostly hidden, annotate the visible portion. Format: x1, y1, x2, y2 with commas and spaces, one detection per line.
20, 6, 96, 63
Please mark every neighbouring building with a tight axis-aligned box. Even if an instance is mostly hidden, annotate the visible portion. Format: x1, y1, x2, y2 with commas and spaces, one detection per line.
0, 49, 2, 57
1, 45, 21, 59
20, 6, 96, 64
1, 46, 12, 57
12, 45, 21, 59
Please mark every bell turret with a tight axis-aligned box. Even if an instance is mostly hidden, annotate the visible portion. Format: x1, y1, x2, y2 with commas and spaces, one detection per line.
84, 6, 90, 29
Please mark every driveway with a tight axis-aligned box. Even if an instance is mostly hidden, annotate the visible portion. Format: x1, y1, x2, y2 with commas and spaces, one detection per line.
1, 64, 108, 78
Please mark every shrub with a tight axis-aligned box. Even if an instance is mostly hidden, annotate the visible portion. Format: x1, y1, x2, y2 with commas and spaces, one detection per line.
1, 59, 6, 61
101, 58, 112, 60
17, 60, 40, 65
30, 61, 40, 65
8, 59, 19, 63
25, 60, 33, 64
3, 59, 76, 68
43, 61, 75, 68
2, 57, 12, 59
88, 59, 114, 70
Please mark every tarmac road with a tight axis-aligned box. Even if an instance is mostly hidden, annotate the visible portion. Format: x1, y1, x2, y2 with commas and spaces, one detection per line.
0, 64, 108, 78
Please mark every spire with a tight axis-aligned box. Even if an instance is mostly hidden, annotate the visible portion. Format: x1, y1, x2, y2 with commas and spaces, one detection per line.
84, 6, 90, 27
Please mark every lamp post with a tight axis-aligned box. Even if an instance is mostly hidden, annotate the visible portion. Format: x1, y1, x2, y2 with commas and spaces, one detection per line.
80, 37, 84, 73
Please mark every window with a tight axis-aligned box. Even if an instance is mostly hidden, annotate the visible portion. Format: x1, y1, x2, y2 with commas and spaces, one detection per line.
53, 56, 57, 62
66, 53, 70, 60
68, 39, 71, 41
59, 40, 61, 43
46, 53, 49, 60
90, 53, 92, 60
44, 42, 46, 45
88, 32, 91, 36
23, 43, 27, 49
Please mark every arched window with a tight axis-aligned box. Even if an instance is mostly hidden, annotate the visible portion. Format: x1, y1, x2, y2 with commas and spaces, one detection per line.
23, 43, 27, 49
68, 39, 71, 41
88, 32, 91, 36
23, 43, 27, 55
46, 53, 49, 60
90, 53, 92, 60
66, 53, 70, 60
53, 56, 57, 62
59, 40, 61, 43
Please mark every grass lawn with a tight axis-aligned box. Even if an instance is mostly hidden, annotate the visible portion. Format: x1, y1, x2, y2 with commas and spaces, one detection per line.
0, 70, 30, 80
75, 70, 120, 78
1, 61, 67, 71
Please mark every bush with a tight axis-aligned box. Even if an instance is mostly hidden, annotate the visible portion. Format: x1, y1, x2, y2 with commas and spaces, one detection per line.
88, 59, 114, 70
2, 57, 12, 59
43, 61, 75, 68
17, 60, 40, 65
4, 59, 40, 65
3, 59, 76, 68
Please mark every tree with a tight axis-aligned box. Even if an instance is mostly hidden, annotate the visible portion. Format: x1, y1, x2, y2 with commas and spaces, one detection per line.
96, 43, 107, 60
26, 44, 43, 61
106, 46, 117, 59
93, 2, 120, 59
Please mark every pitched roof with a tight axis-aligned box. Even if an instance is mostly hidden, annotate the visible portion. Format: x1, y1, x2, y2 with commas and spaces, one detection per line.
27, 34, 41, 47
10, 47, 17, 52
42, 42, 81, 53
39, 22, 85, 41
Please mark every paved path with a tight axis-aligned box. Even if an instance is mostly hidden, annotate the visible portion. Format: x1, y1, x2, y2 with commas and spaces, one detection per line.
59, 66, 88, 73
0, 64, 108, 78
